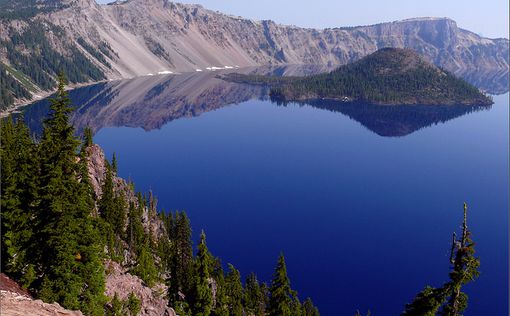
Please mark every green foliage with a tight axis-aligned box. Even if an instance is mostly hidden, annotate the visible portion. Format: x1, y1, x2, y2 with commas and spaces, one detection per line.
244, 273, 266, 316
268, 254, 297, 316
109, 293, 125, 316
0, 116, 38, 282
131, 237, 159, 287
98, 156, 127, 260
112, 152, 118, 173
403, 203, 480, 316
83, 126, 93, 148
127, 292, 142, 316
303, 298, 320, 316
402, 286, 447, 316
162, 211, 194, 305
20, 73, 107, 314
106, 292, 140, 316
127, 199, 145, 256
191, 231, 214, 316
224, 264, 244, 316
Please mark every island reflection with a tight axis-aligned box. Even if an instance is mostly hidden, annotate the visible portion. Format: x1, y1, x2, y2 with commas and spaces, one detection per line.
22, 66, 496, 138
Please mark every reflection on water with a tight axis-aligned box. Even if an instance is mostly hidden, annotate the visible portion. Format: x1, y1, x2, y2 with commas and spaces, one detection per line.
22, 65, 497, 138
455, 68, 509, 95
279, 100, 490, 137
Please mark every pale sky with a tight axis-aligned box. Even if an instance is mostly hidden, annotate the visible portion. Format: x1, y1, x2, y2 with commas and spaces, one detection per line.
96, 0, 509, 39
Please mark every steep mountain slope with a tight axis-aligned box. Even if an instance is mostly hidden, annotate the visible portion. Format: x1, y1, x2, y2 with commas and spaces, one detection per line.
0, 0, 508, 109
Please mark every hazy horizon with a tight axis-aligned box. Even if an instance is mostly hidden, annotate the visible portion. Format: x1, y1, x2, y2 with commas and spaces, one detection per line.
95, 0, 509, 39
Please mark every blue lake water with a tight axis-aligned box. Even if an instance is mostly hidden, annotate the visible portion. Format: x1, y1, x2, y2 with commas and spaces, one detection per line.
23, 71, 509, 315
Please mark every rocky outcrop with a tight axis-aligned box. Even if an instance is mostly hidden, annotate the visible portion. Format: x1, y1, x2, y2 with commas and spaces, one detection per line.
85, 145, 175, 315
0, 291, 83, 316
84, 143, 166, 244
0, 273, 83, 316
1, 0, 508, 85
104, 261, 176, 316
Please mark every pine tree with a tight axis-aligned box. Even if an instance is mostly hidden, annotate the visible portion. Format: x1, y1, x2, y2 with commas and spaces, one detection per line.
126, 292, 141, 316
403, 203, 480, 316
303, 298, 320, 316
108, 293, 124, 316
225, 264, 244, 316
99, 160, 116, 224
268, 254, 296, 316
213, 272, 229, 316
168, 211, 194, 305
127, 199, 145, 256
131, 237, 158, 287
83, 126, 93, 148
441, 203, 480, 316
36, 73, 106, 314
0, 116, 38, 287
192, 231, 214, 316
112, 152, 118, 174
244, 272, 266, 316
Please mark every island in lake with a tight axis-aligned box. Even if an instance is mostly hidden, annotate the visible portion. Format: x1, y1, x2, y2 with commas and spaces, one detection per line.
223, 48, 493, 106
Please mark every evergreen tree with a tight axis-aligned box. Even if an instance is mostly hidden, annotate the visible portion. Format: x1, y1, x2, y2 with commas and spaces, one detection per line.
0, 116, 38, 287
108, 293, 124, 316
99, 160, 115, 224
127, 199, 145, 256
131, 237, 158, 287
244, 272, 266, 316
441, 203, 480, 316
303, 298, 320, 316
213, 272, 229, 316
112, 152, 118, 174
192, 231, 214, 316
83, 126, 93, 148
225, 264, 244, 316
127, 292, 141, 316
403, 203, 480, 316
36, 73, 106, 314
268, 254, 295, 316
168, 211, 194, 305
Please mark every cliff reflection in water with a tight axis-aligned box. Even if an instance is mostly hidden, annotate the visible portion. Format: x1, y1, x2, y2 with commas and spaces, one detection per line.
23, 65, 494, 138
23, 70, 268, 135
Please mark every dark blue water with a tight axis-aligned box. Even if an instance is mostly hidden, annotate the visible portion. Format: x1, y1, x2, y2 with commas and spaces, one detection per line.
23, 73, 509, 315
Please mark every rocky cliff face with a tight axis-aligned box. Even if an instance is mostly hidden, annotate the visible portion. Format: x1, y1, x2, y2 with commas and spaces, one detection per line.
84, 144, 166, 244
1, 0, 508, 86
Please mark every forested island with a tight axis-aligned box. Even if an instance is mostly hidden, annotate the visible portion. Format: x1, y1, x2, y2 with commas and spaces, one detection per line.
223, 48, 493, 106
1, 74, 480, 315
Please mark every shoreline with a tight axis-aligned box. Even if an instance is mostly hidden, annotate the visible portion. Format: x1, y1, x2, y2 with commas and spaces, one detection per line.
0, 79, 111, 118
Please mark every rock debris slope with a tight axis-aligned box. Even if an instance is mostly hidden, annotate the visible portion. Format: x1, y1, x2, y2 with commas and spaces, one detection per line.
1, 0, 508, 81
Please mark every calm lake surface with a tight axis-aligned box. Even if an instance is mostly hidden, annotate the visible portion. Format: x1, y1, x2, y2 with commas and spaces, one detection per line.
23, 70, 509, 316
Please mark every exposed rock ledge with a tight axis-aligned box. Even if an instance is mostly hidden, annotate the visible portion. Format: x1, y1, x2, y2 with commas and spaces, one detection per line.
105, 261, 176, 316
0, 273, 82, 316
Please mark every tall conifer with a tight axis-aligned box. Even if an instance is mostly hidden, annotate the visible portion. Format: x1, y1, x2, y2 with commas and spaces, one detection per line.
192, 231, 214, 316
0, 116, 38, 286
268, 254, 296, 316
36, 73, 106, 314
